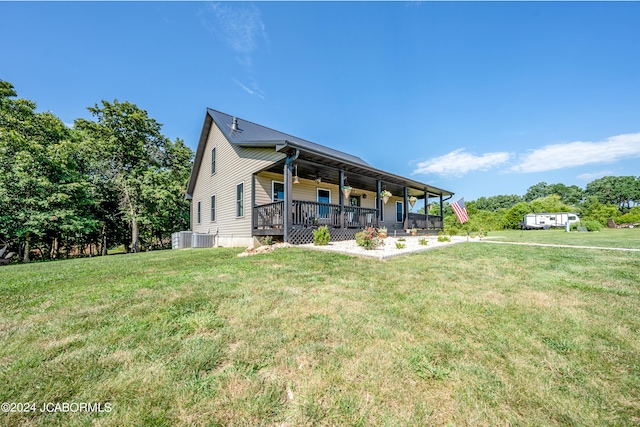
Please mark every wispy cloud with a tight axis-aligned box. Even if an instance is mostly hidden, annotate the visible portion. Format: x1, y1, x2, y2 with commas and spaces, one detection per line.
511, 132, 640, 173
233, 78, 264, 99
577, 170, 615, 181
200, 3, 267, 57
412, 149, 510, 178
200, 2, 268, 98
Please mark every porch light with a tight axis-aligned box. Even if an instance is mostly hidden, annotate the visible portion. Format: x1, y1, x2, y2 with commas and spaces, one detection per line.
293, 164, 299, 184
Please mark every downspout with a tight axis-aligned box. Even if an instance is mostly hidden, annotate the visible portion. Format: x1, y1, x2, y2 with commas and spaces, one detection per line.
283, 149, 300, 243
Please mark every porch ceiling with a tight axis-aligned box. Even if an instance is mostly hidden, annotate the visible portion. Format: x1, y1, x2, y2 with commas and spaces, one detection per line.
261, 151, 451, 199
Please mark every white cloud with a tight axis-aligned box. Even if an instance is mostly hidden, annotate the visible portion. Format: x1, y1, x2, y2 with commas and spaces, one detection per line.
200, 3, 267, 59
201, 3, 268, 99
511, 132, 640, 173
233, 78, 265, 99
412, 149, 510, 178
577, 170, 614, 181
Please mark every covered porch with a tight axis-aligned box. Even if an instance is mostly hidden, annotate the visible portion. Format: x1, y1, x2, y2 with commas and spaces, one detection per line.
250, 143, 453, 244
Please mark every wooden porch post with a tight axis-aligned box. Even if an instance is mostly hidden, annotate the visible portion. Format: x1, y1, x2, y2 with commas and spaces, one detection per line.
439, 194, 444, 230
403, 187, 409, 229
283, 162, 292, 242
424, 190, 429, 230
339, 169, 345, 228
376, 180, 382, 227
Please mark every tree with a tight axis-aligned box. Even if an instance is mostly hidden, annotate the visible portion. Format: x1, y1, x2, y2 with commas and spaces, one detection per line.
75, 100, 193, 253
580, 196, 621, 226
475, 194, 522, 211
524, 182, 550, 202
529, 195, 574, 214
585, 176, 639, 211
0, 80, 97, 262
502, 202, 532, 229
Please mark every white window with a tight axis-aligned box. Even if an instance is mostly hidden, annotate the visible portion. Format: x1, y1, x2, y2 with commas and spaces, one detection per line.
210, 195, 216, 222
197, 201, 201, 224
236, 183, 244, 217
272, 181, 284, 202
211, 147, 216, 174
396, 201, 404, 223
317, 188, 331, 219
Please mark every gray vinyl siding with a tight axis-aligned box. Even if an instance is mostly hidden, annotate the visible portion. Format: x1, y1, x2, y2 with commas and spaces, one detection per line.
256, 172, 380, 209
190, 122, 285, 238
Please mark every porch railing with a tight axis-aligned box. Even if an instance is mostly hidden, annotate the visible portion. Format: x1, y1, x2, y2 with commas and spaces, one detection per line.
407, 212, 443, 229
253, 200, 378, 229
292, 200, 378, 228
253, 201, 285, 229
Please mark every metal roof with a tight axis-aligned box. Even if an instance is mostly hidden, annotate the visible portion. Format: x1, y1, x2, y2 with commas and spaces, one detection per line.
185, 109, 454, 199
207, 109, 372, 168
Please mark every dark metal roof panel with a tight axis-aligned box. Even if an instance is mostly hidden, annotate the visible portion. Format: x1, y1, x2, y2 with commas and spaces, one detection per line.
207, 109, 372, 168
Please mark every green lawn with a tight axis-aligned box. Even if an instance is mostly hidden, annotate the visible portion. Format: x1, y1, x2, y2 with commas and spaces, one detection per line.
1, 242, 639, 426
489, 227, 640, 249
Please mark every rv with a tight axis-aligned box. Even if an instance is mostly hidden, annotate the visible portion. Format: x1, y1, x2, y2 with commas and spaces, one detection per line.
521, 212, 580, 230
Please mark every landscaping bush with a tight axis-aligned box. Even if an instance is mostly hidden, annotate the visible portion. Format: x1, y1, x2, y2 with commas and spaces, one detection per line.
312, 226, 330, 246
571, 220, 603, 232
582, 220, 603, 231
437, 233, 451, 242
355, 227, 382, 250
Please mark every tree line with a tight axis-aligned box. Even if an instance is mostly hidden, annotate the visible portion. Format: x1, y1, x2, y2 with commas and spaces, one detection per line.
0, 80, 194, 263
425, 177, 640, 233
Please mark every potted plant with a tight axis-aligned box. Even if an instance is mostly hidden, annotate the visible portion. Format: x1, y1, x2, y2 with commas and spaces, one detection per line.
377, 226, 387, 238
409, 195, 417, 208
342, 185, 352, 199
410, 227, 417, 236
380, 189, 392, 204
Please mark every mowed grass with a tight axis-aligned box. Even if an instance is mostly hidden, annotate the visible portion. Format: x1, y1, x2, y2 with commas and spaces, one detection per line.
490, 227, 640, 249
1, 242, 639, 426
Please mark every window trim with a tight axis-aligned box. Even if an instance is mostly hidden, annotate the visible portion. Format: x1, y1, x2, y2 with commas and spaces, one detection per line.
197, 200, 202, 225
210, 194, 216, 222
236, 182, 244, 218
396, 200, 404, 223
316, 188, 332, 204
272, 180, 285, 202
211, 147, 216, 175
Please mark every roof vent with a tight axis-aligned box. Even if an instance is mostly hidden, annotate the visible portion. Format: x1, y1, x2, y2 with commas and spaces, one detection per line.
231, 117, 239, 131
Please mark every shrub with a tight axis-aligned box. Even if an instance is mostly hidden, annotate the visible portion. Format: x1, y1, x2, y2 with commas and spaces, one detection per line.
395, 242, 406, 249
571, 221, 603, 232
445, 227, 458, 236
355, 227, 382, 250
261, 236, 274, 246
313, 226, 330, 246
437, 233, 451, 242
419, 238, 428, 246
583, 220, 603, 231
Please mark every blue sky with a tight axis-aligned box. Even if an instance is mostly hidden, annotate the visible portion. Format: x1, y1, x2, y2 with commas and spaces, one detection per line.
2, 1, 639, 201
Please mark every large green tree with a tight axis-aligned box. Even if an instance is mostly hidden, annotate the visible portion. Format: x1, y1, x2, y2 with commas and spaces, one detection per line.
585, 176, 639, 211
75, 100, 192, 253
0, 80, 97, 262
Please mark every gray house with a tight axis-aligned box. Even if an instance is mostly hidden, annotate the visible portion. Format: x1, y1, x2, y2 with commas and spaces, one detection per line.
185, 109, 454, 247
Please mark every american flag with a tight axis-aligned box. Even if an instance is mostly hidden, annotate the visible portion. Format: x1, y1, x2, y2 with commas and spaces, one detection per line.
451, 197, 469, 224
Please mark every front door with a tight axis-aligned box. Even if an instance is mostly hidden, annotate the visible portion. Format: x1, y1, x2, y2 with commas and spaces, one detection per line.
317, 189, 331, 219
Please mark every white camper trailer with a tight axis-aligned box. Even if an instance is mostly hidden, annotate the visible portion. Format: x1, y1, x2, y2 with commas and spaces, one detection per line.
521, 212, 580, 230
